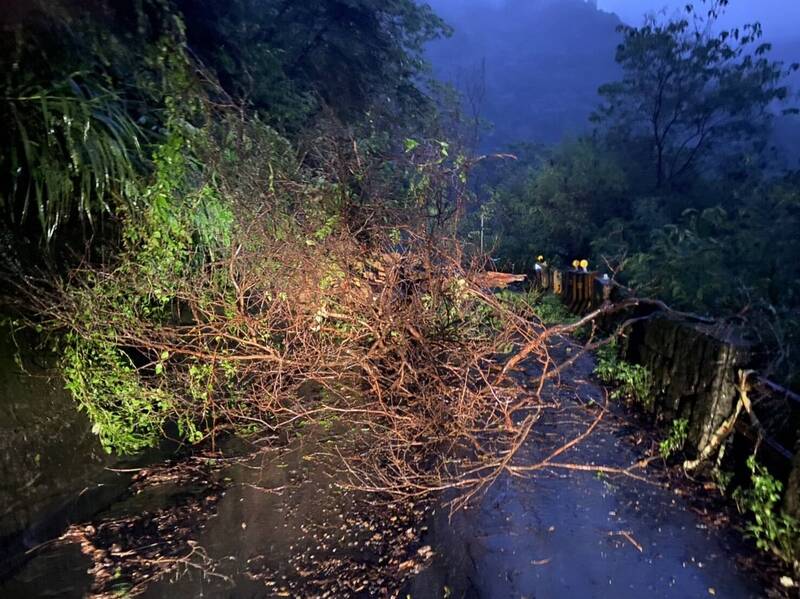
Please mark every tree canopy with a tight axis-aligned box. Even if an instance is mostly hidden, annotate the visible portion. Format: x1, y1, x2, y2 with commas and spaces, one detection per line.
0, 0, 450, 252
175, 0, 450, 131
465, 1, 800, 386
592, 0, 798, 189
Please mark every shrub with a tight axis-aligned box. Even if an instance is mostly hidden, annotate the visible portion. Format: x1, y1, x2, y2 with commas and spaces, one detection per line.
496, 289, 575, 326
734, 455, 799, 567
659, 418, 688, 459
595, 340, 654, 409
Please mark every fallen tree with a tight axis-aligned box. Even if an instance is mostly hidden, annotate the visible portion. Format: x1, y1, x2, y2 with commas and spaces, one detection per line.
9, 108, 570, 506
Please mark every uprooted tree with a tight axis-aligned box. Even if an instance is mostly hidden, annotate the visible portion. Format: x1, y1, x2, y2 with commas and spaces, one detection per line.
9, 90, 573, 504
1, 0, 596, 509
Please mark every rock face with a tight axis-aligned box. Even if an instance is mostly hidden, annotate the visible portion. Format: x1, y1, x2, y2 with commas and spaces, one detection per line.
786, 442, 800, 526
622, 316, 751, 455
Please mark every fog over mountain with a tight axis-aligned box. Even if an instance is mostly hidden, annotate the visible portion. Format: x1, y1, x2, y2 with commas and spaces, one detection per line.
426, 0, 622, 149
601, 0, 800, 41
426, 0, 800, 155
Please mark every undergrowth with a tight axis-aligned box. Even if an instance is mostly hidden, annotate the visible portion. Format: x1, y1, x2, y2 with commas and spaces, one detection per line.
734, 455, 800, 569
496, 288, 575, 326
53, 121, 233, 453
594, 339, 654, 409
658, 418, 688, 459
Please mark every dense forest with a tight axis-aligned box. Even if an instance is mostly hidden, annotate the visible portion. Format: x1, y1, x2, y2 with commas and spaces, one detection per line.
1, 0, 800, 594
3, 0, 798, 437
439, 0, 800, 388
0, 0, 539, 489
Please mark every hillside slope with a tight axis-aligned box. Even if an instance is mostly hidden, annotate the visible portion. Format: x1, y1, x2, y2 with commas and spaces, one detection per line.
426, 0, 622, 150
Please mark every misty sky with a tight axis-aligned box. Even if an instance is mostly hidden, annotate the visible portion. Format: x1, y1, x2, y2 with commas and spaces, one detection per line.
430, 1, 800, 42
600, 0, 800, 40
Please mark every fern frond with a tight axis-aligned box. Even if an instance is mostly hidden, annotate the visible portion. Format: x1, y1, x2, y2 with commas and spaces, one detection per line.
2, 75, 143, 245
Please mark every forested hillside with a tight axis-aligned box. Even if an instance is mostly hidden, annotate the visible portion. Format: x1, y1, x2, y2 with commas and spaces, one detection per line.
426, 0, 622, 149
0, 0, 539, 493
2, 0, 798, 460
451, 1, 800, 388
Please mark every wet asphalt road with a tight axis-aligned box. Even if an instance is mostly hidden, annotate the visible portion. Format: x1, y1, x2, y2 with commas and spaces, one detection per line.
406, 341, 763, 599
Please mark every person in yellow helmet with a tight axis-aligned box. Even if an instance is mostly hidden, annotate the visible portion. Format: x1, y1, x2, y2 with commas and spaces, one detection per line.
534, 255, 547, 287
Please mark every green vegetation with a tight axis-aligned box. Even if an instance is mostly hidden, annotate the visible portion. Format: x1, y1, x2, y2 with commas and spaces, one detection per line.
528, 293, 575, 327
175, 0, 450, 132
496, 289, 575, 326
659, 418, 688, 460
3, 78, 142, 245
0, 1, 797, 593
469, 140, 627, 270
0, 0, 449, 259
734, 455, 799, 567
53, 123, 237, 452
593, 2, 793, 190
467, 1, 800, 388
62, 333, 173, 454
0, 0, 462, 454
0, 1, 194, 255
594, 340, 654, 409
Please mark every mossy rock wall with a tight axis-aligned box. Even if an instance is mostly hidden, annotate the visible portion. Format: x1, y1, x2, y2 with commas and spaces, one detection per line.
622, 316, 751, 456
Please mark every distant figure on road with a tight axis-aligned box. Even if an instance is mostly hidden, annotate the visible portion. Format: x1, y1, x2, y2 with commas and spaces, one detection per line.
534, 255, 546, 287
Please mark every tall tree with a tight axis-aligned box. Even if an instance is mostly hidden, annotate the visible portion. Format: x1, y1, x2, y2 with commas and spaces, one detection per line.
592, 0, 798, 189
